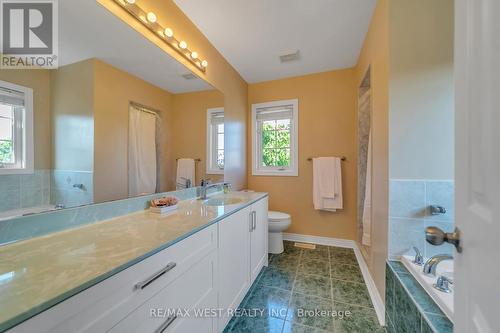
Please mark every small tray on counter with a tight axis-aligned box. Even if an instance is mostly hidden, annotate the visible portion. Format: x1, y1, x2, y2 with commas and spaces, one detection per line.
149, 204, 178, 214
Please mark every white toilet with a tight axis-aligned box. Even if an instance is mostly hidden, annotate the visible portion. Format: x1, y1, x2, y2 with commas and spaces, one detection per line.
268, 211, 292, 254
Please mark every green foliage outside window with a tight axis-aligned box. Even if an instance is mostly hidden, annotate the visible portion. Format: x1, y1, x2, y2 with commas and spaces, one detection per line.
0, 140, 13, 164
262, 119, 291, 167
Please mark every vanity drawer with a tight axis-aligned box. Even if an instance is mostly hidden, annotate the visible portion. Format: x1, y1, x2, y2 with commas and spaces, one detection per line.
8, 224, 217, 333
108, 250, 218, 333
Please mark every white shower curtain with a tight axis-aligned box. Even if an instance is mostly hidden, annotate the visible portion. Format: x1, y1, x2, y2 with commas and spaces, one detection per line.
128, 105, 157, 197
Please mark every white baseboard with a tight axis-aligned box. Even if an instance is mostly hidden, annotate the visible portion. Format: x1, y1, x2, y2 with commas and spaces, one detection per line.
282, 232, 356, 249
282, 233, 386, 326
352, 245, 385, 326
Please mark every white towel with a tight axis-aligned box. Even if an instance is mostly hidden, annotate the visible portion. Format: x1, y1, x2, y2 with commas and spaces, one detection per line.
362, 131, 372, 246
313, 157, 343, 211
176, 158, 195, 189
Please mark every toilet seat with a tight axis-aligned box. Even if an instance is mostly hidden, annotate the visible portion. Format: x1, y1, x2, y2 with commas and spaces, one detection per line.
267, 211, 291, 254
268, 211, 290, 222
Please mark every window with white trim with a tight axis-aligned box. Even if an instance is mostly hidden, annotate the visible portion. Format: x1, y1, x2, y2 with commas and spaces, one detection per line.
206, 107, 224, 174
252, 99, 298, 176
0, 81, 33, 175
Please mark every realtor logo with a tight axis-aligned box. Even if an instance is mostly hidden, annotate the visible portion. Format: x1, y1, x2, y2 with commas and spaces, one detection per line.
1, 0, 58, 68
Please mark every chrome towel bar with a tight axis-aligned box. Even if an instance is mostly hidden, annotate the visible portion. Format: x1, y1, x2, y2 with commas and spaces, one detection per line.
307, 156, 346, 161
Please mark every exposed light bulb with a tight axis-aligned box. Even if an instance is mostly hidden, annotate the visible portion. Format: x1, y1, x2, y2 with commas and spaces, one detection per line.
125, 0, 136, 4
146, 12, 157, 23
164, 28, 173, 38
191, 51, 198, 59
201, 60, 208, 68
179, 41, 187, 49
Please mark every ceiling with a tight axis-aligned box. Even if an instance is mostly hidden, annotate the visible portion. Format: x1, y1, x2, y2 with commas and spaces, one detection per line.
59, 0, 212, 94
174, 0, 376, 83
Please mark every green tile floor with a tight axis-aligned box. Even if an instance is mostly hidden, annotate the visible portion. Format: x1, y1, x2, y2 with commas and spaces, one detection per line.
224, 241, 386, 333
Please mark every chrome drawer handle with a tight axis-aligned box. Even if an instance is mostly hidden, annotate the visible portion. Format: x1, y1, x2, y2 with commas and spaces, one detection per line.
252, 211, 257, 230
249, 211, 253, 232
134, 262, 176, 290
155, 315, 177, 333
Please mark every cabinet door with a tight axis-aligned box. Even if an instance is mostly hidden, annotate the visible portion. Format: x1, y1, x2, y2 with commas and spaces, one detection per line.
217, 206, 251, 331
108, 250, 218, 333
250, 197, 268, 283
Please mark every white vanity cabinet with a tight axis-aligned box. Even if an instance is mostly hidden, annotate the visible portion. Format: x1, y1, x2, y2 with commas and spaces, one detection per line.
249, 197, 268, 283
217, 205, 252, 330
217, 197, 268, 332
6, 196, 268, 333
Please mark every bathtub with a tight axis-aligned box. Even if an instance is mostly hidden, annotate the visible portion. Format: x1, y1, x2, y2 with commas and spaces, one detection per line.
0, 205, 59, 221
401, 255, 454, 321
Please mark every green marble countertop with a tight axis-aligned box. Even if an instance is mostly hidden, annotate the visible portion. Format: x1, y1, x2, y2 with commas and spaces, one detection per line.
0, 191, 267, 332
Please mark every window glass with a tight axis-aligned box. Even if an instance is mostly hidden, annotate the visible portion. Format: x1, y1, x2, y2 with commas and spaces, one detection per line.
252, 100, 298, 176
0, 104, 14, 164
207, 108, 224, 174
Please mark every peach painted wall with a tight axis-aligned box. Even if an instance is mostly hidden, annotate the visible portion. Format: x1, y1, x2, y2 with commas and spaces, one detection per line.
247, 69, 358, 240
97, 0, 248, 190
50, 60, 94, 172
354, 0, 390, 301
389, 0, 454, 180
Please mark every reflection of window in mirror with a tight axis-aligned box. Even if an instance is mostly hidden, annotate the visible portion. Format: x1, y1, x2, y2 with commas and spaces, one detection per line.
207, 107, 224, 174
0, 81, 33, 175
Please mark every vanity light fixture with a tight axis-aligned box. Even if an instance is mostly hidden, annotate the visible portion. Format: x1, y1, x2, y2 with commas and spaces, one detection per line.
115, 0, 207, 72
164, 28, 173, 38
146, 12, 157, 23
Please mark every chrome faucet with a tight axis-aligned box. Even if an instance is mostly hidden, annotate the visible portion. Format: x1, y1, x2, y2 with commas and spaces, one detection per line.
434, 275, 453, 293
412, 247, 424, 266
423, 254, 453, 276
199, 179, 231, 200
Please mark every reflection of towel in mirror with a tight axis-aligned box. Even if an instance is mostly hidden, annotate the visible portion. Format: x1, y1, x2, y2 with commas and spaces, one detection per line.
313, 157, 343, 212
176, 159, 195, 189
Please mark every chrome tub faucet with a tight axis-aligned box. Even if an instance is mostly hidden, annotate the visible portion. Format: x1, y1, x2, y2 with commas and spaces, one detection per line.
412, 246, 424, 266
423, 254, 453, 276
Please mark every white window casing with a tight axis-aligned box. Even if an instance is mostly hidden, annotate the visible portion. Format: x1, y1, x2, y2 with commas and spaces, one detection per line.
252, 99, 298, 176
0, 80, 33, 175
206, 107, 224, 175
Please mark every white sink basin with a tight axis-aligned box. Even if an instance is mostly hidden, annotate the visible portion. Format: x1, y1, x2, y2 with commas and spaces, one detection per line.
203, 197, 243, 206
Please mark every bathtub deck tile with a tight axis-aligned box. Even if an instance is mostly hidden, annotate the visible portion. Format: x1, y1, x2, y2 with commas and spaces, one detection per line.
386, 261, 454, 333
394, 278, 422, 333
397, 273, 445, 315
385, 264, 396, 324
424, 313, 453, 333
387, 260, 408, 274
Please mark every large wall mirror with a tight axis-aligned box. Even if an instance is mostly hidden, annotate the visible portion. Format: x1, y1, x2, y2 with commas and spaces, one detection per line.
0, 0, 224, 220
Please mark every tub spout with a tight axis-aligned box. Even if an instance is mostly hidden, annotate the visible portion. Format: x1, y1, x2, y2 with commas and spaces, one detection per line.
423, 254, 453, 276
